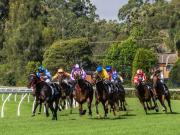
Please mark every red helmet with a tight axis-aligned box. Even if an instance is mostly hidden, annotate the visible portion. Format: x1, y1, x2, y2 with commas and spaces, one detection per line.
137, 69, 143, 74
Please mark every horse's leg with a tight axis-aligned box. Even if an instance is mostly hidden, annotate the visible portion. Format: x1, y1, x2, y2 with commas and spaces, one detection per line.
69, 96, 73, 114
87, 98, 92, 116
45, 102, 49, 117
111, 102, 116, 116
62, 100, 66, 110
48, 102, 56, 120
54, 98, 59, 120
79, 103, 83, 115
119, 99, 123, 111
32, 100, 39, 116
166, 95, 172, 113
122, 100, 127, 111
79, 103, 86, 115
146, 101, 151, 110
103, 101, 108, 118
95, 100, 100, 117
159, 95, 167, 113
38, 102, 42, 114
140, 100, 147, 114
152, 96, 159, 112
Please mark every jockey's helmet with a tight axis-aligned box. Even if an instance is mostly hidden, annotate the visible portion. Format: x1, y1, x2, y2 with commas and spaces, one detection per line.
137, 69, 143, 74
58, 68, 64, 73
74, 64, 80, 69
96, 66, 103, 73
106, 66, 112, 72
38, 66, 45, 73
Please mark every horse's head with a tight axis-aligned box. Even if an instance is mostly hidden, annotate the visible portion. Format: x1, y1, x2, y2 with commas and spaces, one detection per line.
92, 72, 103, 84
58, 72, 65, 83
27, 73, 39, 89
74, 70, 83, 80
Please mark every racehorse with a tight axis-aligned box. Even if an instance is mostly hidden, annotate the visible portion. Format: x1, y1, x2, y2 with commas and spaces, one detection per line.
92, 73, 122, 117
27, 73, 61, 120
153, 76, 172, 113
136, 79, 158, 114
92, 73, 109, 118
58, 76, 73, 114
112, 79, 126, 111
73, 71, 93, 116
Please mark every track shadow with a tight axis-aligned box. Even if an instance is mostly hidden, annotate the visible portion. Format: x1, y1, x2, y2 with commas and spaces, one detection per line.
89, 115, 127, 120
121, 113, 136, 117
166, 112, 180, 115
59, 113, 69, 116
146, 112, 164, 115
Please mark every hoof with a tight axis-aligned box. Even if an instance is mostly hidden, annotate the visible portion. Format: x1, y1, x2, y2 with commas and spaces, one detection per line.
162, 107, 166, 112
155, 106, 159, 112
31, 114, 35, 117
38, 112, 41, 115
52, 117, 57, 120
79, 110, 86, 115
46, 113, 49, 117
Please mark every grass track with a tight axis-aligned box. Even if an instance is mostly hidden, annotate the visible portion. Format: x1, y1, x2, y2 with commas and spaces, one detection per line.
0, 96, 180, 135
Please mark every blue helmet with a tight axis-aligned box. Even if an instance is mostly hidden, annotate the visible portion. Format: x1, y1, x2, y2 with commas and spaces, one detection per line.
106, 66, 112, 72
96, 66, 103, 73
38, 66, 45, 73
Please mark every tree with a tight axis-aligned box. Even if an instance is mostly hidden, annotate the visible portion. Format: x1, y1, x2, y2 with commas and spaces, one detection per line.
132, 48, 157, 80
103, 37, 138, 80
43, 38, 92, 73
169, 58, 180, 86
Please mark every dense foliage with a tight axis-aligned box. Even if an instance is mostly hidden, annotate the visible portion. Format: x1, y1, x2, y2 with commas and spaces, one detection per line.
132, 48, 158, 79
103, 37, 138, 80
0, 0, 179, 86
43, 38, 92, 73
169, 58, 180, 86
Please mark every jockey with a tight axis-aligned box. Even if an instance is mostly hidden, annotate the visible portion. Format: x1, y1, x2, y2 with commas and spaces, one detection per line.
52, 68, 70, 81
105, 66, 112, 80
133, 69, 147, 85
70, 64, 86, 81
111, 69, 124, 83
36, 66, 52, 83
153, 69, 164, 83
96, 66, 113, 93
152, 68, 168, 95
96, 66, 109, 80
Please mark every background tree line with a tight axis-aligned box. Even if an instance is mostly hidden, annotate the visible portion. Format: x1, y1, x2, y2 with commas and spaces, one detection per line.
0, 0, 179, 86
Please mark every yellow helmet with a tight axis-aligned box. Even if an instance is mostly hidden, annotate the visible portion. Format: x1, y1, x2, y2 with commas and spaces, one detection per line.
58, 68, 64, 73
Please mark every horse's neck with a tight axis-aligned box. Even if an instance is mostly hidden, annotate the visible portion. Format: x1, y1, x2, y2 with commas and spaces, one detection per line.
96, 81, 105, 92
77, 79, 84, 87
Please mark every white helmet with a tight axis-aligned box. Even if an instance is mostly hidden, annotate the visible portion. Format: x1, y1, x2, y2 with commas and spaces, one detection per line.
137, 69, 143, 74
74, 64, 80, 69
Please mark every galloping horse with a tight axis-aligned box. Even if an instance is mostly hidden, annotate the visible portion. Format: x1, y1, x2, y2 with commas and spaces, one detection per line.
27, 73, 61, 120
58, 76, 73, 113
153, 76, 172, 113
73, 71, 93, 116
112, 79, 126, 111
93, 73, 122, 117
92, 73, 109, 118
136, 79, 158, 114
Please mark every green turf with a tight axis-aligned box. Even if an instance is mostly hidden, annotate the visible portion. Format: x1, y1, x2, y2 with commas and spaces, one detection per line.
0, 95, 180, 135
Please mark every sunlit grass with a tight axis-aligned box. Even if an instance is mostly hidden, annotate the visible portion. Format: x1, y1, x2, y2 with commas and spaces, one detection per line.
0, 95, 180, 135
